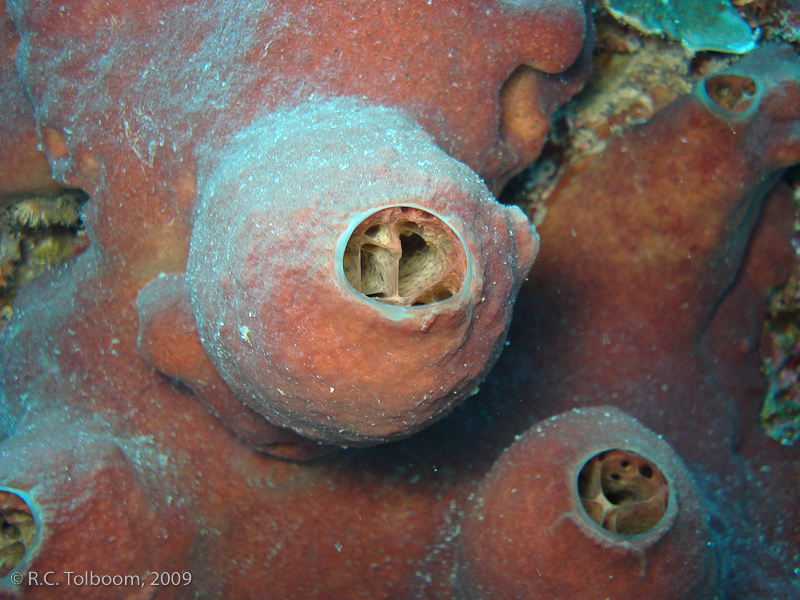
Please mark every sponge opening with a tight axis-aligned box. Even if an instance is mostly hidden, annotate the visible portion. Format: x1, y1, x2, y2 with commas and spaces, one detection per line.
0, 489, 36, 579
704, 73, 757, 114
577, 449, 669, 536
342, 206, 467, 307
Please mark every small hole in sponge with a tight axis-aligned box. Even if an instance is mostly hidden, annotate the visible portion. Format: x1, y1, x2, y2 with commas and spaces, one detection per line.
704, 74, 757, 114
0, 490, 36, 578
577, 449, 669, 536
343, 206, 467, 307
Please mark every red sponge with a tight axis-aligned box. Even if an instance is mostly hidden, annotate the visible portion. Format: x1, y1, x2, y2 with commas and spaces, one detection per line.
457, 406, 719, 600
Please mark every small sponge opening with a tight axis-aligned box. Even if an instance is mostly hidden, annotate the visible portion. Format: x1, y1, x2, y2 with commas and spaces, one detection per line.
0, 490, 36, 578
577, 449, 669, 536
343, 206, 467, 306
704, 73, 757, 114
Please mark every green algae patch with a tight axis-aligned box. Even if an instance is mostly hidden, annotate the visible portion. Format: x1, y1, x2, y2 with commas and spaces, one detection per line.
760, 273, 800, 446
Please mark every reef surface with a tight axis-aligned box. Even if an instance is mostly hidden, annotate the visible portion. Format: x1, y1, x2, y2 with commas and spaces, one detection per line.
0, 1, 799, 599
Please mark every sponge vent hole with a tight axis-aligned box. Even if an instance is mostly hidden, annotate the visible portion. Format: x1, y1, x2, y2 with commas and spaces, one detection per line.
577, 449, 669, 536
343, 206, 467, 307
0, 490, 36, 579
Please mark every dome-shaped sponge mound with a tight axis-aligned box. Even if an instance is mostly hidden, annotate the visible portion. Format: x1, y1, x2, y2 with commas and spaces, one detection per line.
186, 99, 538, 446
456, 406, 720, 600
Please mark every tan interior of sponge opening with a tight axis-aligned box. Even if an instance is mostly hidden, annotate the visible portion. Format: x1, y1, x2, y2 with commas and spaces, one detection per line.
342, 206, 468, 307
0, 490, 35, 578
704, 73, 757, 113
577, 449, 670, 536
